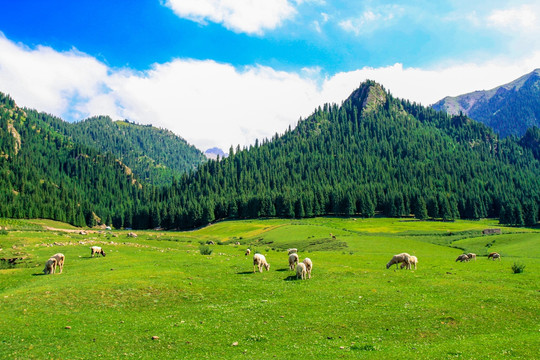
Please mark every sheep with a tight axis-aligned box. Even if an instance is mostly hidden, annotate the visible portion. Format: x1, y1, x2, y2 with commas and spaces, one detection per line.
401, 256, 418, 270
456, 254, 470, 262
288, 253, 299, 270
287, 248, 298, 255
90, 246, 106, 257
43, 258, 57, 275
245, 249, 251, 256
296, 262, 307, 280
386, 253, 411, 269
467, 253, 476, 261
253, 253, 270, 273
488, 252, 501, 260
303, 258, 312, 279
51, 253, 65, 274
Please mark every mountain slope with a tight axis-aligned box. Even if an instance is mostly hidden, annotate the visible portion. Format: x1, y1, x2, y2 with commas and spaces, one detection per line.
0, 92, 147, 227
432, 69, 540, 137
32, 113, 206, 186
156, 81, 540, 229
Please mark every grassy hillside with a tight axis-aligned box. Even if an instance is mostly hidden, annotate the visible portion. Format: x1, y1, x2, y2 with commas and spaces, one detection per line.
1, 218, 538, 359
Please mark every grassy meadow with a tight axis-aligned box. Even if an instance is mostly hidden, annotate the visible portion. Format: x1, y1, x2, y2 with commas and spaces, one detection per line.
0, 217, 539, 359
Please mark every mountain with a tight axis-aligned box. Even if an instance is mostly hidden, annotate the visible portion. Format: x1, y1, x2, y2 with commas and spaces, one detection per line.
204, 147, 227, 160
432, 69, 540, 137
154, 80, 539, 229
33, 113, 207, 186
0, 92, 147, 227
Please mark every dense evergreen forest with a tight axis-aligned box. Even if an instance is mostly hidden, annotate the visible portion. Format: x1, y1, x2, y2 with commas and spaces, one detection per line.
35, 113, 207, 186
0, 81, 539, 229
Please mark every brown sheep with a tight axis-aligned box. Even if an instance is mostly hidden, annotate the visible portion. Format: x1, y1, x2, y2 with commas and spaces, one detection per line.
303, 258, 313, 279
43, 258, 57, 275
296, 262, 307, 280
467, 253, 476, 261
253, 253, 270, 273
288, 253, 299, 270
51, 253, 65, 274
386, 253, 411, 269
456, 254, 470, 262
488, 252, 501, 260
400, 255, 418, 270
90, 246, 106, 257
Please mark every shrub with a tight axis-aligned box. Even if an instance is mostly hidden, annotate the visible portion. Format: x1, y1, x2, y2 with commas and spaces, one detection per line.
0, 229, 8, 235
199, 245, 213, 255
511, 262, 525, 274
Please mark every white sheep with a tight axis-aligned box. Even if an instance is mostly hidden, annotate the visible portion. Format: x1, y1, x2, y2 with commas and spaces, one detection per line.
467, 253, 476, 261
303, 258, 312, 279
488, 252, 501, 260
288, 253, 299, 270
287, 248, 298, 255
386, 253, 411, 269
296, 262, 307, 280
456, 254, 470, 262
245, 249, 251, 256
43, 258, 57, 275
90, 246, 106, 257
401, 255, 418, 270
51, 253, 65, 274
253, 253, 270, 273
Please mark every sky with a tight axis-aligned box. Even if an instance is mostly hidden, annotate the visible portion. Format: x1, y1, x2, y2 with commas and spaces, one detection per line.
0, 0, 539, 151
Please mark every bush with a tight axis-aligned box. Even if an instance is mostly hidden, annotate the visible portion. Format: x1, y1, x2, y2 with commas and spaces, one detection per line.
199, 245, 213, 255
511, 262, 525, 274
0, 229, 8, 235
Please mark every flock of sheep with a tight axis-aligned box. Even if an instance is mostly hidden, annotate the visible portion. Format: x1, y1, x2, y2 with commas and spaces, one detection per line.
42, 246, 106, 275
248, 247, 313, 280
42, 238, 501, 277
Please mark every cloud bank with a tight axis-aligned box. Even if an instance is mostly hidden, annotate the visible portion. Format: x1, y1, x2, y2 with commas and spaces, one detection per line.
0, 34, 538, 152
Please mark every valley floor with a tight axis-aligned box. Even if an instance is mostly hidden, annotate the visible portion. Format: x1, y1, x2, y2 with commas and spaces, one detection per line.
0, 217, 539, 359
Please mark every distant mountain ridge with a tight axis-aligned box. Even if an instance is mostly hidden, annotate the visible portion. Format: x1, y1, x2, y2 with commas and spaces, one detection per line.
35, 114, 207, 186
432, 69, 540, 137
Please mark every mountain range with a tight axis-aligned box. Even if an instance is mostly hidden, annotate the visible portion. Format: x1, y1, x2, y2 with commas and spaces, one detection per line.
432, 69, 540, 138
0, 76, 539, 229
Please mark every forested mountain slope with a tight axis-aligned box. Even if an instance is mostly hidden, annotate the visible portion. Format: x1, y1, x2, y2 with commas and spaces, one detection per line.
155, 81, 540, 229
432, 69, 540, 137
35, 113, 206, 186
0, 93, 147, 227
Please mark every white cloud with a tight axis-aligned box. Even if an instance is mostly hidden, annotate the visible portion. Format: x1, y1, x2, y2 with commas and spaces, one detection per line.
164, 0, 298, 35
487, 4, 538, 31
0, 33, 539, 152
339, 6, 402, 35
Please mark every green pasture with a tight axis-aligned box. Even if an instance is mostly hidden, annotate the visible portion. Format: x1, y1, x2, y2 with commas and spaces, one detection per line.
0, 218, 538, 359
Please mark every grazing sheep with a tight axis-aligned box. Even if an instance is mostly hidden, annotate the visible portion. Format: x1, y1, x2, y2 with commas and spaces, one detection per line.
303, 258, 312, 279
253, 253, 270, 273
288, 253, 299, 270
456, 254, 470, 262
296, 262, 307, 280
287, 248, 298, 255
488, 252, 501, 260
386, 253, 411, 269
51, 253, 65, 274
127, 232, 138, 238
90, 246, 106, 257
245, 249, 251, 256
467, 253, 476, 261
43, 258, 57, 275
401, 256, 418, 270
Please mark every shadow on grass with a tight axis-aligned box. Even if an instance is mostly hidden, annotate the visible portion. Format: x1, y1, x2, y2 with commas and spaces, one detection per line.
31, 273, 46, 276
237, 271, 255, 275
275, 268, 290, 272
284, 275, 299, 281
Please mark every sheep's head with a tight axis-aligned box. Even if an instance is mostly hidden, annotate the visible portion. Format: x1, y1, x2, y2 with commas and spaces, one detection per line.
385, 262, 391, 269
264, 263, 270, 271
102, 251, 106, 257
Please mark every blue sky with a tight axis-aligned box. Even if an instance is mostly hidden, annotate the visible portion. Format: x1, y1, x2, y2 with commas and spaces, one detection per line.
0, 0, 538, 150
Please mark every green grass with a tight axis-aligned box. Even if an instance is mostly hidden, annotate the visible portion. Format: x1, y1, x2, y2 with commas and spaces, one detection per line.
0, 217, 539, 359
